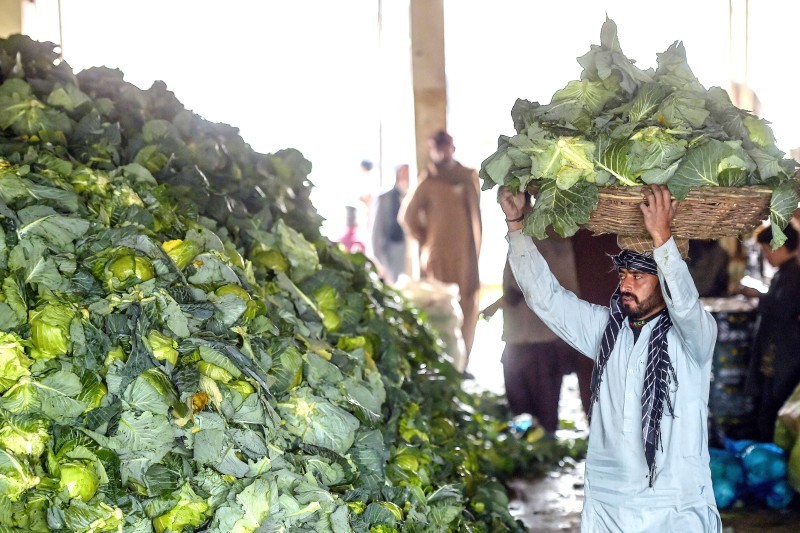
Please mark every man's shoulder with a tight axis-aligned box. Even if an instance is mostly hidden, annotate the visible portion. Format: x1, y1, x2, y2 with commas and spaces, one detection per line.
784, 258, 800, 273
780, 259, 800, 291
453, 161, 478, 176
411, 177, 435, 193
379, 186, 401, 198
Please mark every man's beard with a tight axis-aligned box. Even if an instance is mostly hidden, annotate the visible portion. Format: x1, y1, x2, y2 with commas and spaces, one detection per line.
620, 290, 665, 319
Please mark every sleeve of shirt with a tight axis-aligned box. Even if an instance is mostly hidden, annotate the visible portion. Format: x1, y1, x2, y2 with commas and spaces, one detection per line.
653, 237, 718, 365
470, 170, 482, 255
507, 230, 609, 360
399, 183, 427, 244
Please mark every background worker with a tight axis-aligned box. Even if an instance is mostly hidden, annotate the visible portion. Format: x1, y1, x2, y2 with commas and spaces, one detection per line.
400, 130, 482, 360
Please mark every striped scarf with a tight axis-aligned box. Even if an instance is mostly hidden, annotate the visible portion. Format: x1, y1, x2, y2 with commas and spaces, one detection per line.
588, 250, 678, 487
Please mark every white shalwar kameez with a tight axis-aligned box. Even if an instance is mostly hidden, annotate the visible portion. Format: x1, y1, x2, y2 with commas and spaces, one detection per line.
508, 231, 722, 532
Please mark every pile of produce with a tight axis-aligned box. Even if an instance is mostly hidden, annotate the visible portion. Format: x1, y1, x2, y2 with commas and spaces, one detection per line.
0, 35, 586, 532
775, 381, 800, 497
480, 17, 799, 248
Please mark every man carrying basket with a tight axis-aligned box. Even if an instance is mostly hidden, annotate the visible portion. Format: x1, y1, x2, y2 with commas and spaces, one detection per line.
499, 184, 721, 532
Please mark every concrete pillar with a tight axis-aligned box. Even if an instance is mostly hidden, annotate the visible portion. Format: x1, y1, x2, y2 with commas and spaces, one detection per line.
0, 0, 23, 38
727, 0, 761, 115
409, 0, 446, 176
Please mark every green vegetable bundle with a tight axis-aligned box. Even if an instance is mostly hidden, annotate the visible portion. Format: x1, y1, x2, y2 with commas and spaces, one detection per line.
480, 17, 800, 248
0, 35, 589, 532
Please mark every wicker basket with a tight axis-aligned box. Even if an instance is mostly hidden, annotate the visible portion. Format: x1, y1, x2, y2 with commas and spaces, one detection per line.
529, 185, 773, 255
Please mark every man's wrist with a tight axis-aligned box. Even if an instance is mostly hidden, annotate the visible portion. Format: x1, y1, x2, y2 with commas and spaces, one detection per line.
506, 221, 523, 232
652, 232, 671, 248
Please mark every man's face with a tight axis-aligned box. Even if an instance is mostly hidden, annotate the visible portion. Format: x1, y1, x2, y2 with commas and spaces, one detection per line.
617, 268, 665, 319
760, 242, 793, 267
429, 142, 455, 164
396, 165, 409, 193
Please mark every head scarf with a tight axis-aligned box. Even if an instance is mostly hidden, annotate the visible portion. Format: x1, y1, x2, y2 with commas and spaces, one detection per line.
589, 249, 677, 487
611, 249, 658, 276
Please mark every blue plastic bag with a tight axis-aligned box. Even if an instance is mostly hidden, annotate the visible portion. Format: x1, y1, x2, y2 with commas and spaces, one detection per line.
713, 477, 739, 509
710, 448, 744, 485
710, 448, 744, 509
764, 479, 794, 510
740, 443, 787, 489
724, 437, 756, 455
714, 439, 794, 510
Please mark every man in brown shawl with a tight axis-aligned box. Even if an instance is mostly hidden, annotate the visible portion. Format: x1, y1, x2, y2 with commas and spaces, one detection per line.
400, 130, 482, 361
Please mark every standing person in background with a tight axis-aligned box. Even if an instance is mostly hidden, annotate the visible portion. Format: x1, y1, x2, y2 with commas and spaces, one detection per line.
357, 159, 376, 214
400, 130, 482, 360
686, 239, 730, 297
337, 206, 366, 254
481, 194, 584, 433
571, 229, 620, 415
371, 164, 409, 283
744, 224, 800, 442
354, 159, 376, 255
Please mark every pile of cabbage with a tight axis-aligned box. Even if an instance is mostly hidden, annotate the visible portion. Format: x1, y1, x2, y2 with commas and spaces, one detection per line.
0, 35, 588, 532
775, 383, 800, 499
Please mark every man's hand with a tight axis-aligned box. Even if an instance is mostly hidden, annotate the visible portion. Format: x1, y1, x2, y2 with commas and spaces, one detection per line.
480, 297, 504, 320
640, 184, 677, 248
498, 186, 527, 232
735, 285, 763, 299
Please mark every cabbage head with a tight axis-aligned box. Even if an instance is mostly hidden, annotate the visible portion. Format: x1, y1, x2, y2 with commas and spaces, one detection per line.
0, 414, 50, 457
28, 303, 74, 358
313, 286, 341, 331
0, 448, 40, 501
152, 483, 210, 533
162, 239, 201, 270
147, 330, 178, 366
744, 115, 777, 149
103, 248, 155, 291
63, 501, 124, 532
276, 387, 359, 454
58, 460, 101, 502
0, 332, 32, 392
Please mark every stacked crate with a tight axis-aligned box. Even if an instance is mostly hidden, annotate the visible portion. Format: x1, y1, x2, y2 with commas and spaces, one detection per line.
703, 297, 759, 440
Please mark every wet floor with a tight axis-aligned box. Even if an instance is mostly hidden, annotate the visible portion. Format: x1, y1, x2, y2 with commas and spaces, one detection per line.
507, 460, 585, 532
506, 371, 587, 532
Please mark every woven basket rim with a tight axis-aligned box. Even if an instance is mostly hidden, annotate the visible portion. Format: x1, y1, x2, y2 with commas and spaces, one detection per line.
594, 184, 773, 198
527, 183, 774, 196
526, 183, 773, 240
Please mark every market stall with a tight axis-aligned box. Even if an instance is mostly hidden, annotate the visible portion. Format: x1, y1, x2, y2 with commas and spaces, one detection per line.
704, 296, 759, 441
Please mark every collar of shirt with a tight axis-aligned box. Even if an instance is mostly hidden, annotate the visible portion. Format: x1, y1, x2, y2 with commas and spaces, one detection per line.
629, 308, 666, 342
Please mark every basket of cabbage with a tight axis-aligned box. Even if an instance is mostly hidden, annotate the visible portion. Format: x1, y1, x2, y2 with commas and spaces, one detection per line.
480, 17, 799, 251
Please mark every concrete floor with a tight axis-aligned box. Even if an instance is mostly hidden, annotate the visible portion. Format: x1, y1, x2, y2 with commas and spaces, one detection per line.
507, 461, 585, 532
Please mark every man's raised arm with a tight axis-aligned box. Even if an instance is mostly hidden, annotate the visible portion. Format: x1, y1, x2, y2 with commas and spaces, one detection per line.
641, 185, 717, 364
